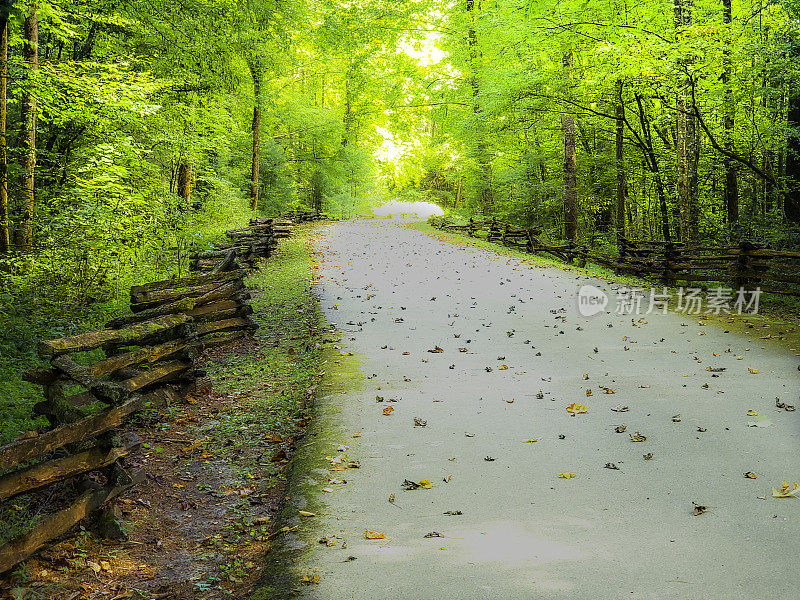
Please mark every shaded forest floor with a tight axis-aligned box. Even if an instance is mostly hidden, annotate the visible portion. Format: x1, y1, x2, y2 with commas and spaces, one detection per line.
0, 228, 331, 600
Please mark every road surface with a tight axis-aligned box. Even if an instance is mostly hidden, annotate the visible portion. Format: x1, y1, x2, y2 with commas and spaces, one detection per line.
288, 219, 799, 600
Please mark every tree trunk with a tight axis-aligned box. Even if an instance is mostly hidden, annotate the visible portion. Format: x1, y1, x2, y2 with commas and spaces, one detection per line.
177, 163, 191, 203
563, 51, 578, 242
722, 0, 738, 229
248, 60, 262, 211
466, 0, 494, 215
0, 10, 8, 253
786, 88, 800, 222
615, 79, 626, 246
635, 93, 672, 242
674, 0, 698, 244
18, 3, 38, 250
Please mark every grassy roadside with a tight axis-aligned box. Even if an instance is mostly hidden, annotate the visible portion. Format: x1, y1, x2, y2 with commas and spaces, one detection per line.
410, 221, 800, 356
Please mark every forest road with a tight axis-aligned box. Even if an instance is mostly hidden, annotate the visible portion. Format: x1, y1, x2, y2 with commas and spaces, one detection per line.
292, 218, 799, 600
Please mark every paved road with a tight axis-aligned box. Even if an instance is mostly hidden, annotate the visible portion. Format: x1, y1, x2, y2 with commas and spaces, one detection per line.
293, 219, 799, 600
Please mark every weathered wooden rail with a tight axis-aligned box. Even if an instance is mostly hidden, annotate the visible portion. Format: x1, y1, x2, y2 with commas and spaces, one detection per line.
430, 216, 800, 296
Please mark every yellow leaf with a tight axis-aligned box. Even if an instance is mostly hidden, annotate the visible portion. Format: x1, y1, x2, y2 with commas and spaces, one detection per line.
499, 364, 508, 370
566, 403, 588, 414
365, 529, 386, 539
522, 438, 538, 443
585, 389, 593, 397
746, 410, 758, 416
419, 479, 432, 489
299, 510, 316, 517
772, 481, 800, 498
301, 574, 321, 585
748, 368, 758, 374
382, 406, 394, 416
181, 439, 203, 453
557, 472, 576, 479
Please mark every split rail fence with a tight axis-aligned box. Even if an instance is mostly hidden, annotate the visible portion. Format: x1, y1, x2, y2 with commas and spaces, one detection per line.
0, 210, 326, 573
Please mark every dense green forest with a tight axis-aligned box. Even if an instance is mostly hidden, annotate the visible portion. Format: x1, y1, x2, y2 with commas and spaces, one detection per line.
1, 0, 799, 437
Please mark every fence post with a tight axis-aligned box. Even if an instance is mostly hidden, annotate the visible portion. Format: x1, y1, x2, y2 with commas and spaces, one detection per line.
661, 242, 676, 286
735, 240, 753, 291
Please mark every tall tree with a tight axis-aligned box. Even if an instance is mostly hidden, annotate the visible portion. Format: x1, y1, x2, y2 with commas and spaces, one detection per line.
0, 6, 9, 253
674, 0, 699, 244
721, 0, 738, 229
18, 1, 38, 250
248, 60, 262, 211
563, 51, 578, 242
615, 79, 626, 245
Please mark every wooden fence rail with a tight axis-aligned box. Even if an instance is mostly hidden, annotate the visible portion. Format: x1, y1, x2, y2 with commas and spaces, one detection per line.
430, 216, 800, 296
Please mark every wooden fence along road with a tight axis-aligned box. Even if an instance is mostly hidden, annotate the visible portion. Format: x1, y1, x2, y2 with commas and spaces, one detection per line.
0, 211, 326, 574
430, 216, 800, 296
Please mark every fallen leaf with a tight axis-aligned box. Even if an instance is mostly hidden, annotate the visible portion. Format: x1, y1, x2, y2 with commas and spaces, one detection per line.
748, 368, 759, 374
443, 510, 462, 515
427, 346, 444, 353
301, 574, 321, 585
611, 405, 629, 412
692, 502, 708, 515
413, 417, 427, 427
566, 403, 588, 414
181, 439, 204, 453
643, 453, 653, 460
365, 529, 386, 539
499, 364, 509, 370
604, 462, 619, 470
299, 510, 316, 517
744, 472, 758, 479
424, 531, 444, 538
319, 537, 337, 547
419, 479, 432, 489
630, 432, 647, 442
382, 406, 394, 416
557, 472, 576, 479
585, 389, 593, 397
522, 438, 538, 443
87, 561, 101, 574
614, 424, 627, 433
672, 414, 681, 422
772, 481, 800, 498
